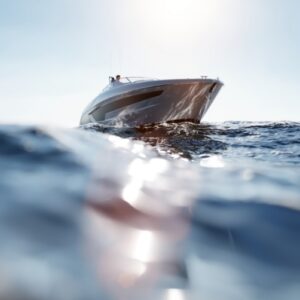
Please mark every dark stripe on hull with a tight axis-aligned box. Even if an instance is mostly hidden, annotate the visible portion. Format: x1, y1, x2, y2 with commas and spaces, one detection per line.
91, 90, 163, 121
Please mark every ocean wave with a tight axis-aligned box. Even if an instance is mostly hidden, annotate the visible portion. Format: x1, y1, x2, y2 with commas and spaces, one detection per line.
0, 121, 299, 299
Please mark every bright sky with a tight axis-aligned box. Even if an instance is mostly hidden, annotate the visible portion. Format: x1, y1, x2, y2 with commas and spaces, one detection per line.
0, 0, 299, 127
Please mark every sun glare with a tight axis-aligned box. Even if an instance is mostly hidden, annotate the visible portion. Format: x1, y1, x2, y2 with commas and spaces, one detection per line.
132, 0, 225, 41
131, 230, 155, 263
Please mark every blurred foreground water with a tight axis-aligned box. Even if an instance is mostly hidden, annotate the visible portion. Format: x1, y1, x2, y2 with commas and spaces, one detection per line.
0, 121, 300, 300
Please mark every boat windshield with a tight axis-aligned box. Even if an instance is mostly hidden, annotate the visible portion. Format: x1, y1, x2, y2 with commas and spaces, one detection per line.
103, 76, 157, 91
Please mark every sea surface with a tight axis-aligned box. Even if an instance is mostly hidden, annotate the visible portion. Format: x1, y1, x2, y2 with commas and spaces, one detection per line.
0, 121, 300, 300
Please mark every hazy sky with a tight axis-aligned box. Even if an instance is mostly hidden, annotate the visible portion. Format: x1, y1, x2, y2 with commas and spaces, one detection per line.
0, 0, 299, 126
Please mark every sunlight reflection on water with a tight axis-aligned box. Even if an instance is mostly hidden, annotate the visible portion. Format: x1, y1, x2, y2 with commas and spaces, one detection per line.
1, 122, 300, 299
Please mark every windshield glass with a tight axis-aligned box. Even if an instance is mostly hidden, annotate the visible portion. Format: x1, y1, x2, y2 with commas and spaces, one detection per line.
103, 76, 157, 91
124, 77, 157, 83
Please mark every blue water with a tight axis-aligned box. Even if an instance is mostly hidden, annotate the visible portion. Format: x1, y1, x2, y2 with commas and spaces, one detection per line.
0, 121, 300, 300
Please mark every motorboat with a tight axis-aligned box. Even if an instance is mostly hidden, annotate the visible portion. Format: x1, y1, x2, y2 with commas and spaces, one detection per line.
80, 76, 223, 126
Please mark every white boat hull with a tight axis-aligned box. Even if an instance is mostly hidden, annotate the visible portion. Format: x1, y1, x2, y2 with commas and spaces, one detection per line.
80, 79, 223, 126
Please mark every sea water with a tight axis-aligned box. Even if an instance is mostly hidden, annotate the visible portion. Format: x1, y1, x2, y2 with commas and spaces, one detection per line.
0, 121, 299, 300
